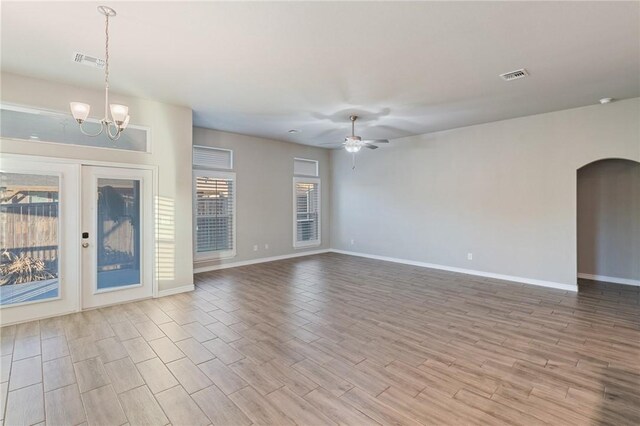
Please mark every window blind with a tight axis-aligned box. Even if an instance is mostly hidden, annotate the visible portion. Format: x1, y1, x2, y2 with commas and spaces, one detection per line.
295, 180, 320, 246
193, 146, 233, 170
194, 174, 235, 256
294, 158, 318, 177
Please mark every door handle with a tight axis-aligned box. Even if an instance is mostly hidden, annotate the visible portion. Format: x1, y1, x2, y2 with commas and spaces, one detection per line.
82, 242, 89, 248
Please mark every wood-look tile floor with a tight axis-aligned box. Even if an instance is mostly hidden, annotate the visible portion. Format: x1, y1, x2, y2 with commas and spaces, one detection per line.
1, 252, 639, 425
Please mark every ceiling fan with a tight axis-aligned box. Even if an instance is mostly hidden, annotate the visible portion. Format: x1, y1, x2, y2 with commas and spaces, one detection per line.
322, 115, 389, 152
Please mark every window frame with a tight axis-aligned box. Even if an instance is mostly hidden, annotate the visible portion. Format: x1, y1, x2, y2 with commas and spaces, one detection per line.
293, 157, 319, 177
192, 169, 237, 261
293, 177, 321, 249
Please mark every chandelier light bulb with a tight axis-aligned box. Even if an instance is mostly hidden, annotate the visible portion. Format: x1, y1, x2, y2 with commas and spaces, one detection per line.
345, 145, 361, 153
69, 102, 90, 123
110, 104, 129, 124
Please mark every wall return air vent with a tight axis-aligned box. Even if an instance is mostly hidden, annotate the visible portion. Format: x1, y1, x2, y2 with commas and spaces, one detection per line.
72, 52, 105, 69
499, 68, 529, 81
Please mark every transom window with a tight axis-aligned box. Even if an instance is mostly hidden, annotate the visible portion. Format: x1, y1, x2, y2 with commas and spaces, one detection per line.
0, 104, 149, 152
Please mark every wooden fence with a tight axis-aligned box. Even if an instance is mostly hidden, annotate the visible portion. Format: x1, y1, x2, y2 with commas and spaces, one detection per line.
1, 201, 137, 271
1, 202, 58, 259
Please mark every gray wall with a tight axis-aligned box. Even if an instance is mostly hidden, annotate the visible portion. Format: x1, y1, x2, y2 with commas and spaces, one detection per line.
1, 72, 194, 292
578, 159, 640, 281
193, 127, 331, 270
331, 98, 640, 288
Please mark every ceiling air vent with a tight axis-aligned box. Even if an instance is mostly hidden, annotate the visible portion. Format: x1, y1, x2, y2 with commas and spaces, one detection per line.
499, 68, 529, 81
72, 52, 105, 69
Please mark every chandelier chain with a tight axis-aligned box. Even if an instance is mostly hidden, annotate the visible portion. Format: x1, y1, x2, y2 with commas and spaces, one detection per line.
104, 13, 110, 90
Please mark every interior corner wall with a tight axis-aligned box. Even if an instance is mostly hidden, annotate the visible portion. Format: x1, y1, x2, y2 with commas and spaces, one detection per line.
192, 127, 331, 270
330, 97, 640, 288
577, 159, 640, 281
0, 72, 194, 293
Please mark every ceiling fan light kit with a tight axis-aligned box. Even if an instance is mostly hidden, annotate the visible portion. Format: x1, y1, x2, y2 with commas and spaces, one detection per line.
69, 5, 130, 141
338, 115, 389, 153
318, 114, 391, 168
345, 136, 362, 153
309, 115, 390, 169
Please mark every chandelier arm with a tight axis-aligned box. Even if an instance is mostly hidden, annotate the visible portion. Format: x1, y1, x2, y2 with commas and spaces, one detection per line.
79, 121, 105, 137
105, 121, 122, 141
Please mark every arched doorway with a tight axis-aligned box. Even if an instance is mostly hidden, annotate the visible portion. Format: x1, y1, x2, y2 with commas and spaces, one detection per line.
577, 158, 640, 288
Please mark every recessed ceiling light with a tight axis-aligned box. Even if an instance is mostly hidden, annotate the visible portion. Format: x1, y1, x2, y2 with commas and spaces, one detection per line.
599, 97, 613, 104
29, 135, 39, 139
288, 129, 299, 134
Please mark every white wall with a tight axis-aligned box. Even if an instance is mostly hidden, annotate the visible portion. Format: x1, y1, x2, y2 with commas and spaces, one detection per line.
193, 127, 331, 270
0, 72, 194, 293
331, 97, 640, 288
578, 159, 640, 281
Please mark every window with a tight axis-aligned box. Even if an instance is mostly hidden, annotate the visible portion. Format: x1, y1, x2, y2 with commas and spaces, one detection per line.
193, 146, 233, 170
193, 170, 236, 260
0, 104, 149, 152
293, 177, 321, 248
192, 146, 235, 260
294, 158, 318, 177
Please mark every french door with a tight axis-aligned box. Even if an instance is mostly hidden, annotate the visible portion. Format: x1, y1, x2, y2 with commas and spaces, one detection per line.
0, 156, 154, 324
81, 166, 153, 309
1, 158, 79, 324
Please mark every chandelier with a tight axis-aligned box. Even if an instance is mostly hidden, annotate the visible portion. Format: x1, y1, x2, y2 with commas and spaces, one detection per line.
69, 6, 129, 141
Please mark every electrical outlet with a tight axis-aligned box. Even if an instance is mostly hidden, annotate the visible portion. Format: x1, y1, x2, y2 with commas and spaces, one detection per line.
467, 253, 473, 260
264, 244, 269, 250
253, 245, 258, 251
350, 239, 355, 245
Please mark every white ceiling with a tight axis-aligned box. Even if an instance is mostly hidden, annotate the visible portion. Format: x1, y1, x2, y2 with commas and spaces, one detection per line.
2, 1, 639, 146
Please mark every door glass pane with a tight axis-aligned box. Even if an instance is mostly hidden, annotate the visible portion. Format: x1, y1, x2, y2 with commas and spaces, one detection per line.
0, 173, 59, 306
97, 178, 141, 290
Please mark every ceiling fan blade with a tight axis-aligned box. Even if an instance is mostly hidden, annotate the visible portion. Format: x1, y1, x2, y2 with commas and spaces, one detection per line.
364, 144, 379, 149
362, 139, 389, 144
319, 142, 344, 146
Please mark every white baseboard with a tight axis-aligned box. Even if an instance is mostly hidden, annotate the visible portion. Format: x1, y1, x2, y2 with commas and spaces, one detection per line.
577, 273, 640, 287
194, 249, 331, 274
330, 249, 577, 292
0, 309, 79, 327
158, 284, 195, 297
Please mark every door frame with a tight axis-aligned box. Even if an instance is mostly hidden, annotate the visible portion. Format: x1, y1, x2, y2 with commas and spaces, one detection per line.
82, 166, 154, 309
0, 153, 158, 324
